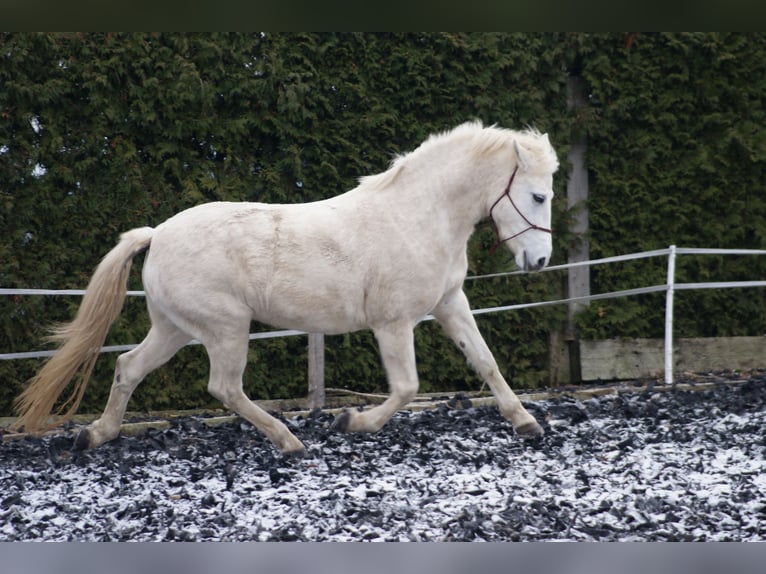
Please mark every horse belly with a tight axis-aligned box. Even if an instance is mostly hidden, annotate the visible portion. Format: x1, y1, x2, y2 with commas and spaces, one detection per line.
253, 273, 368, 334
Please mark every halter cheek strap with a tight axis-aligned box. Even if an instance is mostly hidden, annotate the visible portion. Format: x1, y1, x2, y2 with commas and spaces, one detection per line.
488, 165, 552, 255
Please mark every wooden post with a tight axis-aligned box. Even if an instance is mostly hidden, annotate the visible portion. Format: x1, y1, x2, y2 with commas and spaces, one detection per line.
307, 333, 325, 409
565, 76, 589, 382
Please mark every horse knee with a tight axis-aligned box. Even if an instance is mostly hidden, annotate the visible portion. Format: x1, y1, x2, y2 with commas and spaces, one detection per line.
393, 379, 419, 405
400, 384, 418, 404
206, 383, 227, 405
207, 380, 239, 408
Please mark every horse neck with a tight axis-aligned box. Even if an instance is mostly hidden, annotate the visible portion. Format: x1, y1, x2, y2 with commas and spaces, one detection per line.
390, 151, 503, 246
428, 151, 506, 231
354, 134, 511, 248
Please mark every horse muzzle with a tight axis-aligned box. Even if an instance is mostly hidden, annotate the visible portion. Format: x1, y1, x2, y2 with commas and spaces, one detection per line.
522, 251, 549, 272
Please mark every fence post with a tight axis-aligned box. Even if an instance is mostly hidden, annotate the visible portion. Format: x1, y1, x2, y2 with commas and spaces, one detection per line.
308, 333, 325, 408
564, 75, 590, 383
664, 245, 677, 384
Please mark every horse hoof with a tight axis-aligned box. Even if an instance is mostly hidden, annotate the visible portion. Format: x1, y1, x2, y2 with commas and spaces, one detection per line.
73, 428, 91, 451
282, 447, 307, 459
515, 421, 544, 439
330, 410, 351, 433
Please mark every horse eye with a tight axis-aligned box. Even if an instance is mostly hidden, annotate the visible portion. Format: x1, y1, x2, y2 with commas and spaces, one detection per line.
533, 194, 545, 204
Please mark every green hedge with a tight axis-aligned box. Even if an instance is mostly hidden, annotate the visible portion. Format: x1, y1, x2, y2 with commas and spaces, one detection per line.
574, 32, 766, 339
1, 33, 764, 416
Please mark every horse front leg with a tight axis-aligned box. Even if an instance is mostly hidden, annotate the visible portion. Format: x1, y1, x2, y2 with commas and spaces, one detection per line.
332, 321, 418, 433
431, 288, 544, 438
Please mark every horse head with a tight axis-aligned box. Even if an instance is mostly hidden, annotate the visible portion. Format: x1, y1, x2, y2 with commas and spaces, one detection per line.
488, 132, 558, 272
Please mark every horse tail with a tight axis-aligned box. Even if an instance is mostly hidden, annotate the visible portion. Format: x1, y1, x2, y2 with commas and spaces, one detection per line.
13, 227, 154, 434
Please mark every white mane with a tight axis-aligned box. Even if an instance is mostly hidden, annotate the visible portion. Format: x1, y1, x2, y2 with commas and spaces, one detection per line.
358, 121, 558, 191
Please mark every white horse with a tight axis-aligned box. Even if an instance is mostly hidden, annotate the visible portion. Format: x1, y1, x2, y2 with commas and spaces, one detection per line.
15, 121, 559, 455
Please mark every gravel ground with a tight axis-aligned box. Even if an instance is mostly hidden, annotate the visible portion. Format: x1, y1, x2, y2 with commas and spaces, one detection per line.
1, 372, 765, 542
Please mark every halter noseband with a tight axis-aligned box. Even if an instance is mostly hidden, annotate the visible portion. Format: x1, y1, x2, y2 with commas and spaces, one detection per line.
488, 165, 552, 255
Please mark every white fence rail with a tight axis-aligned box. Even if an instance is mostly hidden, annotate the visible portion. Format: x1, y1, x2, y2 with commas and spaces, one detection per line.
2, 246, 765, 393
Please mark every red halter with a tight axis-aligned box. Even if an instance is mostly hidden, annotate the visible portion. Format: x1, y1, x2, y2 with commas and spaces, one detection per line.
488, 165, 552, 255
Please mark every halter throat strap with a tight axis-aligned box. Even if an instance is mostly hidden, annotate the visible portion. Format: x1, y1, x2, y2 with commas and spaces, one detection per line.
488, 165, 552, 255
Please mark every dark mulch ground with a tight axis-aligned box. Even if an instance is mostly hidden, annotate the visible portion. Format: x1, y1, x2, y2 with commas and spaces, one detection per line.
1, 372, 764, 541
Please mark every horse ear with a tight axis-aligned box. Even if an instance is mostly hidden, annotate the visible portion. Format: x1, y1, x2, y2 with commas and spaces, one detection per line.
514, 140, 529, 170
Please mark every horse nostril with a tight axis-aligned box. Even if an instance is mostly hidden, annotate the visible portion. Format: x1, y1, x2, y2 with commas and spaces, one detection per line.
537, 257, 547, 269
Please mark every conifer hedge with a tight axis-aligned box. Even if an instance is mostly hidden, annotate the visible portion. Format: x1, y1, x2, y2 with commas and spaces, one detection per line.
1, 33, 764, 415
575, 33, 766, 340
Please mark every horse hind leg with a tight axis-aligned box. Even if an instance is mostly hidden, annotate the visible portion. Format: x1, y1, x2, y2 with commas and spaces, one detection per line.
204, 330, 305, 455
76, 314, 191, 449
332, 322, 419, 433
